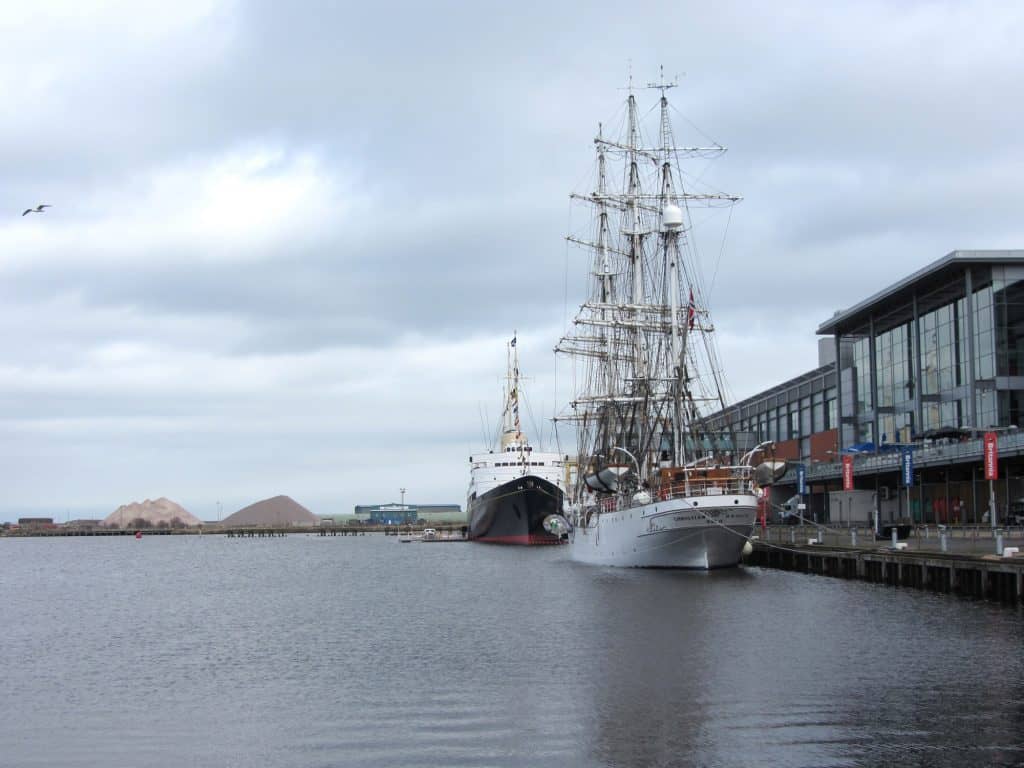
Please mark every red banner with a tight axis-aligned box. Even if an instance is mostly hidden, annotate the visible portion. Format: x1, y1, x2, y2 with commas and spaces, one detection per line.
842, 454, 854, 490
984, 432, 999, 480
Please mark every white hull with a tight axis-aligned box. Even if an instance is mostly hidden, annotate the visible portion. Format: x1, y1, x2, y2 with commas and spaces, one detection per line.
569, 494, 757, 569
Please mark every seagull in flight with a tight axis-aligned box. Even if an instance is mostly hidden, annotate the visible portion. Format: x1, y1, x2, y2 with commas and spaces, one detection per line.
22, 204, 52, 216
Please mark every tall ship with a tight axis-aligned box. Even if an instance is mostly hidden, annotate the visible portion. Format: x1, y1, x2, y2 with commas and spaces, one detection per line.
467, 336, 569, 544
555, 73, 764, 568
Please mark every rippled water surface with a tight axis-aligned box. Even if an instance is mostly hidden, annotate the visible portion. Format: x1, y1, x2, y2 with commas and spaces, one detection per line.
2, 534, 1023, 767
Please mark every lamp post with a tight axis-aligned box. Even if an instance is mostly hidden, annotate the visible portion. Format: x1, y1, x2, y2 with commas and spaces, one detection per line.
962, 425, 1017, 528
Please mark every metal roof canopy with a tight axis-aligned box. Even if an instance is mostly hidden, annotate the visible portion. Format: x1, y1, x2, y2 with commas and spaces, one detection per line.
816, 250, 1024, 338
718, 363, 834, 417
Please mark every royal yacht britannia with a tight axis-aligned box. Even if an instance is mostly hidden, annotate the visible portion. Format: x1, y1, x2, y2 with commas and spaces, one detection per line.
467, 337, 569, 544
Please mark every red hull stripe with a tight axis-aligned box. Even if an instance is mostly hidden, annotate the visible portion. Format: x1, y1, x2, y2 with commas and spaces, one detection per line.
474, 534, 564, 545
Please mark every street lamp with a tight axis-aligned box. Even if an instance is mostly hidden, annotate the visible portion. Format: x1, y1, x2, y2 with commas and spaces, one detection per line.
961, 425, 1018, 528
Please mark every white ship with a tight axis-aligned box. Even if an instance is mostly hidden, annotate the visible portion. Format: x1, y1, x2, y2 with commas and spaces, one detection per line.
555, 72, 766, 569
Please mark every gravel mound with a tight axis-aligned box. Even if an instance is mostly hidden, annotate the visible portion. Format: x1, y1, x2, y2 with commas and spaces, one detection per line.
222, 495, 318, 527
103, 498, 201, 528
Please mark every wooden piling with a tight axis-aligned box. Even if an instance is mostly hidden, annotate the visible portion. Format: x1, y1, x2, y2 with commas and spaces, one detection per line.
746, 542, 1024, 605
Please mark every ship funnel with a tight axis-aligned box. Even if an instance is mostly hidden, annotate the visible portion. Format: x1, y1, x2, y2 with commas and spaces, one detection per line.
663, 204, 683, 229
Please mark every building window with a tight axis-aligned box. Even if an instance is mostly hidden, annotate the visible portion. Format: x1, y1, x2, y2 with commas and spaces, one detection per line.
974, 284, 995, 379
993, 267, 1024, 377
812, 398, 824, 433
853, 337, 872, 414
878, 414, 894, 445
875, 322, 911, 410
919, 300, 962, 396
976, 389, 998, 429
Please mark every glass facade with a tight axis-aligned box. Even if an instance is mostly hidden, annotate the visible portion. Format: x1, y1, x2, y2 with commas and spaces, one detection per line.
708, 256, 1024, 466
993, 266, 1024, 377
841, 266, 1024, 439
853, 337, 871, 415
706, 254, 1024, 527
919, 300, 966, 397
875, 323, 910, 411
975, 283, 995, 380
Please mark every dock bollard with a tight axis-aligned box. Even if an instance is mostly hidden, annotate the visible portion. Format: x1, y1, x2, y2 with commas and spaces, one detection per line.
851, 529, 857, 546
996, 533, 1004, 555
940, 532, 948, 553
817, 529, 823, 544
891, 528, 898, 547
790, 529, 796, 545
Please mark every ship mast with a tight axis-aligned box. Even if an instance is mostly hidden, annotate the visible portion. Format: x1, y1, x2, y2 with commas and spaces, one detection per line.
651, 73, 688, 468
501, 333, 524, 449
623, 85, 651, 479
556, 71, 742, 500
595, 124, 615, 413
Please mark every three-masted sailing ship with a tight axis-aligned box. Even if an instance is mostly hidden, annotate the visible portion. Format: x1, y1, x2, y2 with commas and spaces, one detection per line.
555, 75, 761, 568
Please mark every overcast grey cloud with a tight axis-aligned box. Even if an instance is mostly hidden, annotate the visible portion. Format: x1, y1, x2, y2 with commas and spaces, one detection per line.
3, 0, 1024, 521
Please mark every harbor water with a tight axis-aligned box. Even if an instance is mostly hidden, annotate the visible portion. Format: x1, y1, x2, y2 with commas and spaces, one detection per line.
2, 535, 1023, 767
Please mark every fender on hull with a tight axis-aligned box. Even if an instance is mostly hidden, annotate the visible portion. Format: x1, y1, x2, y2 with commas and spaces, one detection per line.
468, 476, 566, 545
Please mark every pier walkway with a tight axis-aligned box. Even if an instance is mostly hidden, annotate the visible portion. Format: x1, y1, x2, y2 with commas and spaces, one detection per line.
747, 524, 1024, 604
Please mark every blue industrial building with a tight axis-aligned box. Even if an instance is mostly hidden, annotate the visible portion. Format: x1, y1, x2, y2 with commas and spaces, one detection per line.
355, 503, 462, 526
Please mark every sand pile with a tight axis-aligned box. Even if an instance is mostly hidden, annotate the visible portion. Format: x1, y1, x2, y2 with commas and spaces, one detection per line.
222, 495, 318, 527
103, 498, 201, 528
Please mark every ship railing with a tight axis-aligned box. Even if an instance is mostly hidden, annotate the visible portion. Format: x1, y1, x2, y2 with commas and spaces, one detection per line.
656, 478, 754, 501
583, 477, 755, 516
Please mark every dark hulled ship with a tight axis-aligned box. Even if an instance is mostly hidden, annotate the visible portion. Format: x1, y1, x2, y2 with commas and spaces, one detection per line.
466, 336, 569, 545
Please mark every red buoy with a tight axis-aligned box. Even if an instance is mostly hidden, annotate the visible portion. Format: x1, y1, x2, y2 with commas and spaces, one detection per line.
135, 531, 142, 539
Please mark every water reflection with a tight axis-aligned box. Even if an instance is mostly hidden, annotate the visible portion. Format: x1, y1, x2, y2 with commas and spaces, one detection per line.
1, 538, 1023, 767
576, 566, 1024, 767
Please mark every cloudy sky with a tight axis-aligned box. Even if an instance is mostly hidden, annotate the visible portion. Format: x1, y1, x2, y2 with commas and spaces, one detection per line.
2, 0, 1023, 522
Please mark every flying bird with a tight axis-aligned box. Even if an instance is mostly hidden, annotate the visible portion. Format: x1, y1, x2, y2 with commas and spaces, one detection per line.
22, 204, 52, 216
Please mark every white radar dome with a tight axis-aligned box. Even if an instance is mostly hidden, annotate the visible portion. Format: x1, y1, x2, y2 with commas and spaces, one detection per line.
662, 204, 683, 229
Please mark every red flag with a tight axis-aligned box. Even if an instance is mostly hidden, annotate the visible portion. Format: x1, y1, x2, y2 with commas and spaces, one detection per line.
984, 432, 998, 480
842, 455, 854, 491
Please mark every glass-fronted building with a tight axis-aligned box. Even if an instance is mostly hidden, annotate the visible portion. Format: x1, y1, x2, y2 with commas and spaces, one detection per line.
705, 250, 1024, 525
819, 249, 1024, 447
